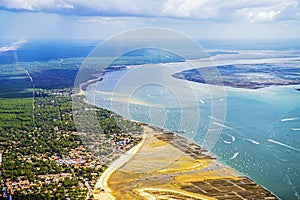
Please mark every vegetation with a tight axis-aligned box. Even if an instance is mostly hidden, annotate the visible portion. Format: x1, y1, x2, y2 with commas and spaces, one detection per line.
0, 55, 158, 199
0, 92, 142, 199
1, 48, 185, 94
0, 65, 33, 98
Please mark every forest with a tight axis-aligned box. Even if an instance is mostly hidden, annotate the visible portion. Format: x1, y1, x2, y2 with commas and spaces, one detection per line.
0, 57, 143, 199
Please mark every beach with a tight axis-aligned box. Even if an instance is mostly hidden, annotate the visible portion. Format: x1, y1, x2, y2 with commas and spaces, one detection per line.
92, 129, 146, 200
92, 125, 277, 200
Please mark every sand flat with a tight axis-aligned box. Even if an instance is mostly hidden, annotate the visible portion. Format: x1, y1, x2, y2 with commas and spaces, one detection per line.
93, 125, 277, 200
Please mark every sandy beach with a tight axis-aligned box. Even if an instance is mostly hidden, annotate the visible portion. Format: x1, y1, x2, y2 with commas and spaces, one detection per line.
93, 129, 147, 200
92, 125, 277, 200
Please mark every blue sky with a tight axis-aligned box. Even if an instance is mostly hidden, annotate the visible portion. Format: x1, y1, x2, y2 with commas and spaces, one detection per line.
1, 0, 300, 40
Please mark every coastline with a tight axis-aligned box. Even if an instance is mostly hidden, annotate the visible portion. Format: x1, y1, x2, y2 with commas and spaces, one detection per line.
76, 75, 278, 200
77, 76, 103, 96
90, 124, 278, 200
93, 130, 147, 200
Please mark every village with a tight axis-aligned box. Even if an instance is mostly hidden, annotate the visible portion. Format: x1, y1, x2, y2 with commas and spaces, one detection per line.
0, 89, 143, 199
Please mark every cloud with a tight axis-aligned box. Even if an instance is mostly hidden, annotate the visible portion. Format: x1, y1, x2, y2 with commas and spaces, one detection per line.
234, 0, 300, 22
0, 0, 299, 22
248, 10, 281, 23
0, 0, 74, 11
161, 0, 218, 19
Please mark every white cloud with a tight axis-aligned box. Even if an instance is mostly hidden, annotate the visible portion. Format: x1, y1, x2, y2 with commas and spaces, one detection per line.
1, 0, 58, 11
246, 9, 281, 23
161, 0, 217, 19
234, 0, 300, 22
76, 17, 125, 25
0, 0, 299, 22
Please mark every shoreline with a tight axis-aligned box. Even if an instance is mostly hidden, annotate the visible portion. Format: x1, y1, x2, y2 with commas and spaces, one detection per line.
76, 73, 278, 200
93, 130, 147, 200
90, 123, 278, 200
77, 77, 103, 96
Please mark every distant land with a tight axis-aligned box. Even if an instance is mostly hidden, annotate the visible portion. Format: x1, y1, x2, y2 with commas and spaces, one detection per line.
172, 63, 300, 89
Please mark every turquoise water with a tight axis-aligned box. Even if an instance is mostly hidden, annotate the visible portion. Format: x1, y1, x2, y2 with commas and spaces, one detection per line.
86, 52, 300, 199
215, 86, 300, 199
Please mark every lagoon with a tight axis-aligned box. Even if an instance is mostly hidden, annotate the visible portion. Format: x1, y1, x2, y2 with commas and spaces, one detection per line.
86, 49, 300, 199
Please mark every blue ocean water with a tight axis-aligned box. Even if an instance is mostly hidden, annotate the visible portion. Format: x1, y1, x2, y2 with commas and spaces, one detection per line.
0, 39, 96, 64
215, 86, 300, 199
86, 49, 300, 200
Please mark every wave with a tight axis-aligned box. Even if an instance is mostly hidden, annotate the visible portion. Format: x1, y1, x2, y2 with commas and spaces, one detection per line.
212, 121, 234, 130
280, 117, 299, 122
208, 115, 223, 122
224, 133, 236, 144
291, 128, 300, 131
244, 139, 260, 145
229, 134, 236, 142
198, 99, 205, 104
208, 128, 221, 131
268, 139, 300, 152
230, 152, 239, 160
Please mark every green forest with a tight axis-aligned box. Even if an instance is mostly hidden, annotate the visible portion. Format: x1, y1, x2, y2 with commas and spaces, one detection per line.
0, 60, 143, 199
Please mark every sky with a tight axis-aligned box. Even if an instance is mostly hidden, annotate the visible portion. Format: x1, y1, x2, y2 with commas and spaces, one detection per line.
1, 0, 300, 40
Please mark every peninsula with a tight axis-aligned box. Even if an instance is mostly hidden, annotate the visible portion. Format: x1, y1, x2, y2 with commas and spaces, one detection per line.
173, 63, 300, 89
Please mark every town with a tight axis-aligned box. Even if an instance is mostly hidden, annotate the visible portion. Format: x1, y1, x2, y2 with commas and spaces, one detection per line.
0, 89, 143, 199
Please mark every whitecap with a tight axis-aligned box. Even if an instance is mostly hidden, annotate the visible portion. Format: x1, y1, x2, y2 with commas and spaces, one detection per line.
223, 134, 236, 144
244, 139, 260, 145
228, 134, 236, 142
212, 121, 234, 130
268, 139, 300, 152
208, 128, 222, 132
208, 115, 223, 122
280, 117, 299, 122
198, 99, 205, 104
291, 128, 300, 131
230, 152, 239, 160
